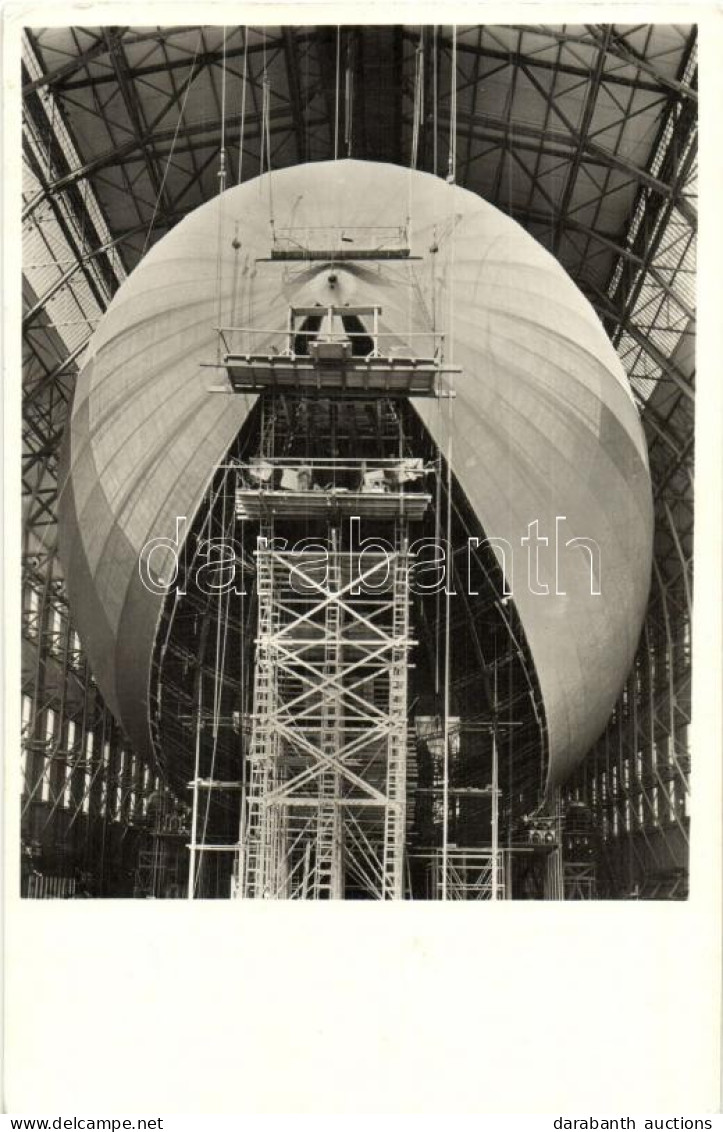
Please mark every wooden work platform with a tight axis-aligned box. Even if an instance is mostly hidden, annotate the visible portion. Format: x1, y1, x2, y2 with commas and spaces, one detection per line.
222, 353, 453, 398
235, 487, 432, 522
266, 248, 415, 261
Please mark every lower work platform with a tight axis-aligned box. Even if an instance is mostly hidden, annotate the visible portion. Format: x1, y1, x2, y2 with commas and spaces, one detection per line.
235, 487, 432, 522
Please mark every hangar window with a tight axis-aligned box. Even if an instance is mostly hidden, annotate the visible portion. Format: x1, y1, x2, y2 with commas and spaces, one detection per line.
41, 710, 55, 803
116, 749, 126, 819
63, 720, 77, 809
82, 732, 94, 815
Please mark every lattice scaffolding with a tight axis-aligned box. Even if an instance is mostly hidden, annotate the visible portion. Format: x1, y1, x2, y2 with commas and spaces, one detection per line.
236, 509, 419, 900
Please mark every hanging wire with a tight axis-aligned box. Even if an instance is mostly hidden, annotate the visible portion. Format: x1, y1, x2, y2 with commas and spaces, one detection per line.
214, 26, 228, 363
344, 34, 353, 156
259, 29, 268, 183
441, 361, 454, 900
258, 76, 266, 178
447, 25, 457, 184
188, 672, 203, 898
239, 511, 246, 776
433, 25, 438, 177
142, 31, 201, 257
46, 95, 54, 178
237, 27, 248, 185
334, 26, 341, 160
400, 23, 425, 360
195, 472, 234, 896
219, 27, 227, 186
406, 26, 426, 356
440, 36, 459, 897
433, 397, 443, 704
261, 68, 275, 234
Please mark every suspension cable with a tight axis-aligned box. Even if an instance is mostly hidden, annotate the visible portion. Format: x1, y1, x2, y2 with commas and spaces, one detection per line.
441, 366, 454, 900
405, 27, 426, 353
433, 25, 438, 177
188, 673, 203, 898
447, 25, 457, 184
261, 68, 275, 233
195, 471, 234, 895
259, 30, 268, 181
334, 26, 341, 159
237, 27, 248, 185
441, 76, 458, 897
142, 31, 201, 257
411, 28, 424, 170
344, 34, 353, 156
219, 26, 227, 181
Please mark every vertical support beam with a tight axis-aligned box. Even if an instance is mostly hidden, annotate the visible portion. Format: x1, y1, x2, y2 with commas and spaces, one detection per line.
543, 791, 564, 900
282, 28, 308, 163
491, 716, 499, 901
187, 679, 203, 899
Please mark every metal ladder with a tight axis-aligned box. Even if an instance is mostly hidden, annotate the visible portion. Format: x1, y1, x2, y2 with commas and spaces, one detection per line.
240, 522, 281, 897
313, 530, 343, 897
382, 532, 411, 898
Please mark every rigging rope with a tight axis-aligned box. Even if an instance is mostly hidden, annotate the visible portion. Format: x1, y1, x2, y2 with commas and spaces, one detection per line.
344, 35, 353, 156
195, 469, 234, 895
441, 359, 454, 900
406, 28, 427, 354
440, 30, 459, 897
334, 26, 341, 160
219, 26, 227, 179
188, 667, 203, 897
264, 71, 275, 232
410, 29, 424, 170
433, 25, 438, 177
259, 81, 265, 176
237, 27, 248, 185
142, 31, 201, 257
257, 58, 275, 233
259, 31, 268, 181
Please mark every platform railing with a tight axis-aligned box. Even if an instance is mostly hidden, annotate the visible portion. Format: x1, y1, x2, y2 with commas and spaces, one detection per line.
235, 456, 432, 493
270, 224, 410, 259
217, 323, 444, 364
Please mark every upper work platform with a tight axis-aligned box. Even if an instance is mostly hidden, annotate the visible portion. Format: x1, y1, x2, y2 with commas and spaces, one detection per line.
235, 488, 432, 522
213, 305, 460, 399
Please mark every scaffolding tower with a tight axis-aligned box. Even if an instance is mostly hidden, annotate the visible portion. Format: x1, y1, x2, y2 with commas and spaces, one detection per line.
207, 296, 443, 899
236, 500, 424, 899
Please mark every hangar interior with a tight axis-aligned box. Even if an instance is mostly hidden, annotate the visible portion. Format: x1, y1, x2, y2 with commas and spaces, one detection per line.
20, 24, 695, 899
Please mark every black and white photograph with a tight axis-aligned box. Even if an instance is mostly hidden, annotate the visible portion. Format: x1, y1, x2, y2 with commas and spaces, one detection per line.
4, 5, 722, 1117
17, 21, 698, 902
